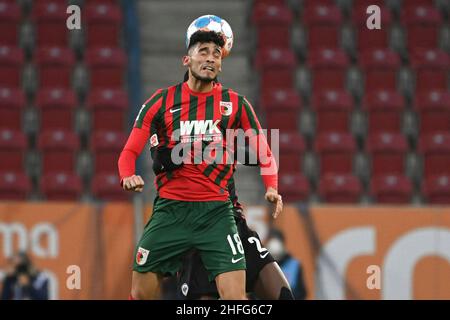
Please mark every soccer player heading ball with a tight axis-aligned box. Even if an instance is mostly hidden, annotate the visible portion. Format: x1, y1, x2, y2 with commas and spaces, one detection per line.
118, 14, 283, 300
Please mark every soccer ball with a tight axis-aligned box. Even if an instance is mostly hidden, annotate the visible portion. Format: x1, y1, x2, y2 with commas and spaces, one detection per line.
186, 15, 233, 58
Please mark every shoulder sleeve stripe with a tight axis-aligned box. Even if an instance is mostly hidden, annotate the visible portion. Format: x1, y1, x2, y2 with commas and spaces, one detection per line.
135, 90, 164, 129
242, 97, 259, 131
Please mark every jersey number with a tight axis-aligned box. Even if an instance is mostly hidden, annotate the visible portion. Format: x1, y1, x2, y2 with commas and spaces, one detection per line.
227, 233, 244, 255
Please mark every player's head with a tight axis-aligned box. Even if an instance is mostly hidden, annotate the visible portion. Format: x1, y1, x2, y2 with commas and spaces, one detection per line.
183, 30, 225, 83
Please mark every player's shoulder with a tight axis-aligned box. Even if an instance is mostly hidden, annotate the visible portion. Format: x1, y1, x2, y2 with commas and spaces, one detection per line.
218, 84, 250, 104
143, 88, 164, 106
142, 84, 180, 106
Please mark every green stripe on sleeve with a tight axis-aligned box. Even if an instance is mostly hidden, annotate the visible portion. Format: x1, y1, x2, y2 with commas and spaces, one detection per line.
135, 91, 163, 129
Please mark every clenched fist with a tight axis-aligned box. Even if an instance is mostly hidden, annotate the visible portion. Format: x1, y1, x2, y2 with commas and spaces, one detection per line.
122, 175, 145, 192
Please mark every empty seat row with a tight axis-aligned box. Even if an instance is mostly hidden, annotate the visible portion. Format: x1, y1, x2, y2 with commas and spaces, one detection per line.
279, 172, 450, 205
0, 0, 123, 47
252, 1, 446, 51
0, 170, 128, 201
0, 45, 127, 89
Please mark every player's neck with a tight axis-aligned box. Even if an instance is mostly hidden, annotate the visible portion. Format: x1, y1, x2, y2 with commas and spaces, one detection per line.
186, 77, 214, 93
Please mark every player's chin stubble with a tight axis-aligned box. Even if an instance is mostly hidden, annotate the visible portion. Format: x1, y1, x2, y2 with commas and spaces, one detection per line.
191, 69, 215, 82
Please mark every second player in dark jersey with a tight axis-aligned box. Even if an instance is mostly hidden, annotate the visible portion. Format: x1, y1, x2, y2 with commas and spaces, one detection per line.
152, 145, 294, 300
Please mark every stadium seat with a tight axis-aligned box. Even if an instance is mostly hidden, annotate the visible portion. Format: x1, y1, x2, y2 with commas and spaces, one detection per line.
279, 173, 309, 203
362, 89, 405, 133
319, 174, 362, 203
366, 132, 408, 176
0, 0, 21, 45
86, 88, 128, 131
92, 173, 129, 201
315, 132, 356, 175
278, 131, 305, 173
255, 48, 297, 92
414, 90, 450, 135
252, 3, 293, 48
0, 46, 24, 87
419, 132, 450, 177
85, 47, 126, 88
302, 0, 334, 9
32, 1, 70, 46
422, 174, 450, 204
307, 48, 349, 92
359, 49, 401, 91
401, 5, 442, 51
90, 130, 127, 173
253, 0, 287, 4
35, 47, 75, 88
410, 49, 450, 93
350, 0, 385, 8
352, 5, 392, 51
402, 0, 438, 8
40, 172, 82, 201
0, 128, 27, 172
88, 0, 120, 3
311, 89, 354, 134
302, 3, 343, 50
85, 3, 123, 47
0, 171, 31, 200
260, 88, 302, 131
0, 87, 25, 130
259, 88, 302, 111
36, 87, 77, 130
370, 174, 413, 204
38, 129, 80, 173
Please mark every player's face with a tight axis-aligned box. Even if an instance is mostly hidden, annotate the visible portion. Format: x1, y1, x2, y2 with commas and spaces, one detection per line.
185, 42, 222, 82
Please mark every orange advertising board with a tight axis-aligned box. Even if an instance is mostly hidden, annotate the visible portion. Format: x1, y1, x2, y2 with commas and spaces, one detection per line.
273, 205, 450, 300
0, 202, 134, 300
1, 201, 449, 300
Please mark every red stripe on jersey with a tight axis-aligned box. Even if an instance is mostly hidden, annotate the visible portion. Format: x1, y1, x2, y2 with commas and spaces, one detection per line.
205, 87, 223, 183
227, 89, 240, 130
138, 93, 164, 132
240, 100, 253, 133
163, 85, 176, 147
196, 94, 207, 123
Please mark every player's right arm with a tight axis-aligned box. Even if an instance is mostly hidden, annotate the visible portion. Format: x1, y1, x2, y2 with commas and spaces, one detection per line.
118, 89, 165, 192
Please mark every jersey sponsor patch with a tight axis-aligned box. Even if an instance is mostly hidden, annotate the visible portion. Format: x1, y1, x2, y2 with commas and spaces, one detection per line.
136, 247, 150, 265
219, 101, 232, 116
150, 133, 159, 147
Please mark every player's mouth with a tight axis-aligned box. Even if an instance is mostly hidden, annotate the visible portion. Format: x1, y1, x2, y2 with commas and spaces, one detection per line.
202, 65, 215, 73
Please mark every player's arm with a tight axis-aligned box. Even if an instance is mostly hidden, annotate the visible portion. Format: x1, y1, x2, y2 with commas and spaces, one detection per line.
118, 89, 164, 192
240, 97, 283, 218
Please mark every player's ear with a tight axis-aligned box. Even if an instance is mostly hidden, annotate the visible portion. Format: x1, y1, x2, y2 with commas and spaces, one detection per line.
182, 55, 190, 67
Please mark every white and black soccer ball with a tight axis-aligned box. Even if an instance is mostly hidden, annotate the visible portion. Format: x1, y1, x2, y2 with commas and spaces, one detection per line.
186, 14, 233, 58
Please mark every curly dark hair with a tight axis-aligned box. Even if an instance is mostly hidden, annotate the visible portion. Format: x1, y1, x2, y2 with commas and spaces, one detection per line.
187, 30, 225, 52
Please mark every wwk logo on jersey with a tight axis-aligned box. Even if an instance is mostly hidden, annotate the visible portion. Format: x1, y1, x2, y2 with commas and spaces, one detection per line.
179, 120, 222, 143
136, 247, 149, 265
220, 101, 233, 116
180, 120, 221, 136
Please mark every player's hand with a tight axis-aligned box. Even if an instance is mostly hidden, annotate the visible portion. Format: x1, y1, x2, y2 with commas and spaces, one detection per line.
265, 187, 283, 219
122, 175, 145, 192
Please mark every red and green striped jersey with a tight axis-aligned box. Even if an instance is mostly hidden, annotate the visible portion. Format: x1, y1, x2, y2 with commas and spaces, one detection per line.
118, 81, 277, 201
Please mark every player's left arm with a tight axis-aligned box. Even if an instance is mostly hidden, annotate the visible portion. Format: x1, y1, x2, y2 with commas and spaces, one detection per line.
240, 97, 283, 218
